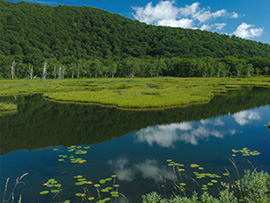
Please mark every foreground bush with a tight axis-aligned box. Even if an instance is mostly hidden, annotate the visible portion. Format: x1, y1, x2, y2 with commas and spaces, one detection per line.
142, 170, 270, 203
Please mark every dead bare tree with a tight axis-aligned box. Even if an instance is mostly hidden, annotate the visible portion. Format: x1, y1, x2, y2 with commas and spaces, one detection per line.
71, 66, 74, 78
77, 64, 80, 78
54, 65, 56, 79
62, 66, 66, 79
29, 65, 33, 80
11, 61, 16, 79
58, 66, 62, 79
42, 61, 47, 79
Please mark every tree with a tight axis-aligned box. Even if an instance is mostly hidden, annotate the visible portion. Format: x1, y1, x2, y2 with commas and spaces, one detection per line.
11, 61, 16, 79
264, 67, 269, 76
236, 64, 243, 78
255, 68, 261, 76
246, 64, 254, 77
42, 61, 47, 79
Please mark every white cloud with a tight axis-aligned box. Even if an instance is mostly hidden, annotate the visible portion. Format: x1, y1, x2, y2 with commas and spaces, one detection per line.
232, 23, 264, 39
158, 18, 194, 28
132, 1, 179, 24
178, 2, 200, 17
135, 160, 175, 181
200, 119, 210, 125
135, 125, 179, 148
233, 110, 261, 126
200, 24, 211, 30
108, 157, 135, 182
215, 23, 227, 30
108, 158, 175, 182
26, 0, 58, 4
132, 1, 237, 31
159, 122, 192, 131
231, 12, 239, 18
135, 120, 235, 147
214, 118, 225, 126
200, 23, 226, 31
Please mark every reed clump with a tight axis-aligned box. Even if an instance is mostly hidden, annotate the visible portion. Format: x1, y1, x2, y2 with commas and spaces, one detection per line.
142, 170, 270, 203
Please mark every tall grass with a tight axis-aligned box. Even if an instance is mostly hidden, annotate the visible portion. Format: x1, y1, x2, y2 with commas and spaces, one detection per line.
1, 77, 270, 110
2, 173, 28, 203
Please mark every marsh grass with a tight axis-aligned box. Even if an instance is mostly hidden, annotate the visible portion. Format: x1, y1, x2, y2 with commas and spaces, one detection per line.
2, 173, 28, 203
0, 102, 17, 112
1, 77, 270, 110
144, 155, 270, 203
143, 169, 270, 203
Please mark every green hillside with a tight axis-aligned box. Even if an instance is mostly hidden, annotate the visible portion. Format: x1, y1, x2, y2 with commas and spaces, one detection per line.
0, 0, 270, 78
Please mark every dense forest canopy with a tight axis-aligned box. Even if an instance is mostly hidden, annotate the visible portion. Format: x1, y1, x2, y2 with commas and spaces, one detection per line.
0, 0, 270, 78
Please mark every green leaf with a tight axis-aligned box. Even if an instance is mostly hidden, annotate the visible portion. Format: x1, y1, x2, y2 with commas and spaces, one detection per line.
75, 182, 85, 186
40, 191, 49, 195
75, 193, 83, 197
51, 189, 60, 193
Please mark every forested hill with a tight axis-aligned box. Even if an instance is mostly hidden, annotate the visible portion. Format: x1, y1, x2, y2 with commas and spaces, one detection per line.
1, 0, 270, 60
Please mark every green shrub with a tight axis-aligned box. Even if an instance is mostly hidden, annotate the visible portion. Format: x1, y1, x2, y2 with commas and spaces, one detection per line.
142, 170, 270, 203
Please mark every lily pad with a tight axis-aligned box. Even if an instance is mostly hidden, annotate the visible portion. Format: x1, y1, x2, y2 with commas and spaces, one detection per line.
40, 191, 49, 195
51, 190, 60, 193
75, 182, 85, 186
78, 178, 86, 181
190, 164, 199, 168
99, 179, 106, 184
75, 193, 83, 197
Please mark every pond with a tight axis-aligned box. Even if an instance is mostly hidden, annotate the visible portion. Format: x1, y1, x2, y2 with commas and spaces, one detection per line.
1, 87, 270, 202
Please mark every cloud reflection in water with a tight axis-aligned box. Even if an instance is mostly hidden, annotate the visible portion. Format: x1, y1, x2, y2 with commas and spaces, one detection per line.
233, 110, 261, 126
134, 118, 236, 147
108, 158, 175, 182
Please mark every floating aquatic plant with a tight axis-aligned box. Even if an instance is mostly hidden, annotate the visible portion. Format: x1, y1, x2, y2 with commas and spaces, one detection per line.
232, 148, 261, 157
53, 145, 90, 164
40, 178, 62, 195
190, 164, 200, 168
73, 174, 121, 202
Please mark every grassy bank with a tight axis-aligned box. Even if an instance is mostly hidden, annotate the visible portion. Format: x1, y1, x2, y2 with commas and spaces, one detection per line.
0, 102, 17, 116
0, 102, 16, 111
0, 77, 270, 110
142, 170, 270, 203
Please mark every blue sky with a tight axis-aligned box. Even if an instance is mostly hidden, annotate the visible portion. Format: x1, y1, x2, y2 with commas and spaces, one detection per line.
9, 0, 270, 44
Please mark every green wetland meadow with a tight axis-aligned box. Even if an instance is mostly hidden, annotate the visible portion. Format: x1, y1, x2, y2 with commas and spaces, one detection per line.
1, 1, 270, 202
1, 77, 270, 203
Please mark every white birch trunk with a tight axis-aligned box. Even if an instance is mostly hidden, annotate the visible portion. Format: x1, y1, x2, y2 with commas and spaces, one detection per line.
54, 66, 56, 79
62, 66, 65, 79
42, 61, 47, 79
58, 66, 62, 79
11, 61, 16, 79
77, 65, 80, 78
29, 65, 33, 80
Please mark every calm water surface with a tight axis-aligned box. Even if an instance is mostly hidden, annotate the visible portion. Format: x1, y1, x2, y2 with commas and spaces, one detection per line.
1, 88, 270, 202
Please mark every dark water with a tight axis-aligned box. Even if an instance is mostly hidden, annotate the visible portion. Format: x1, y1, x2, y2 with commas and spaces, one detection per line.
1, 87, 270, 202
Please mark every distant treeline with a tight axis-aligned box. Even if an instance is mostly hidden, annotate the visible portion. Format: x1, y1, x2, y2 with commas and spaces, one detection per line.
0, 0, 270, 79
0, 55, 269, 79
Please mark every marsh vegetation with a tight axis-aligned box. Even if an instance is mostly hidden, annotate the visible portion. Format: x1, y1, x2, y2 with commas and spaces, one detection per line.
1, 77, 270, 111
1, 86, 270, 202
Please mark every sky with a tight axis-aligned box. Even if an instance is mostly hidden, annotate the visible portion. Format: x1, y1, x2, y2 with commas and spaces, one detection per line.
8, 0, 270, 44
